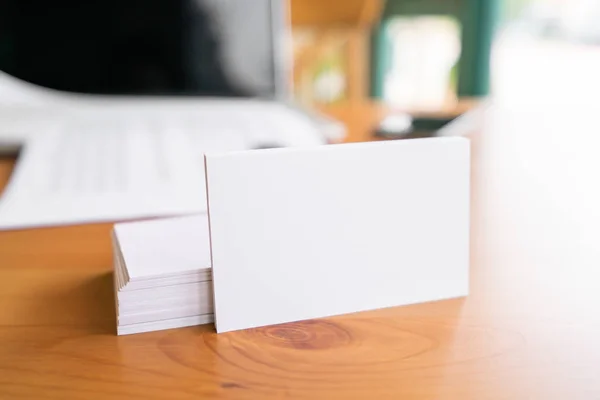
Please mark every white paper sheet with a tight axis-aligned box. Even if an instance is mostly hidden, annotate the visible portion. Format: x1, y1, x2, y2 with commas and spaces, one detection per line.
0, 100, 329, 229
206, 137, 470, 333
0, 122, 206, 229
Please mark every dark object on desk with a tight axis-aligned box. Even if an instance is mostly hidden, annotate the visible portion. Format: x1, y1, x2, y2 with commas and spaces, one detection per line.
375, 114, 458, 139
0, 142, 21, 157
253, 143, 283, 150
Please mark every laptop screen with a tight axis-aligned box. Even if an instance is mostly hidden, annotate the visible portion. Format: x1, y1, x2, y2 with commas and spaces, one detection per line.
0, 0, 287, 98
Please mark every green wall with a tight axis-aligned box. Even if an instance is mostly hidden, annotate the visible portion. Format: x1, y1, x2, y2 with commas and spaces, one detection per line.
371, 0, 499, 99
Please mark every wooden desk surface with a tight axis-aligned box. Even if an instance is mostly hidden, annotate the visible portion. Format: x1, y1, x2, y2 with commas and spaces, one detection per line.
2, 104, 600, 399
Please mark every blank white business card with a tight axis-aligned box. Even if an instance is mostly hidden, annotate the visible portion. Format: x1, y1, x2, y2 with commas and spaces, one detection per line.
205, 138, 470, 333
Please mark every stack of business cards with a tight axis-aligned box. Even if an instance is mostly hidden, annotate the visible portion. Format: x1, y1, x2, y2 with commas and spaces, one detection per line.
111, 137, 470, 336
112, 215, 214, 335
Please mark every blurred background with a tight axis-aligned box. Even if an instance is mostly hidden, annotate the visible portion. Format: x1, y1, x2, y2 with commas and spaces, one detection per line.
2, 0, 600, 142
289, 0, 600, 140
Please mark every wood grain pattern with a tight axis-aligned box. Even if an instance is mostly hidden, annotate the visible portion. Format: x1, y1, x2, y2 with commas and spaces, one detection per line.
2, 104, 600, 399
